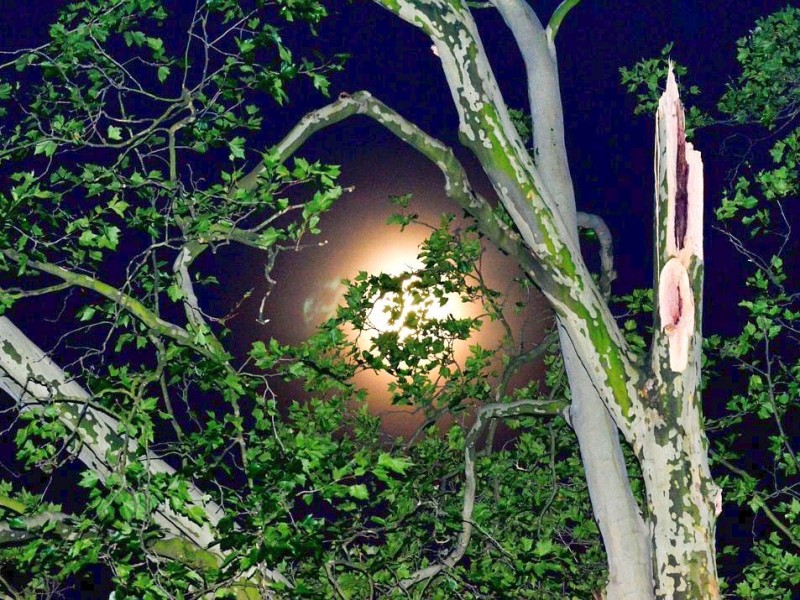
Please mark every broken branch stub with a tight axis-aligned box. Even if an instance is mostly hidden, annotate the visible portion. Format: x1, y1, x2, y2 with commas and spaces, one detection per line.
655, 65, 703, 372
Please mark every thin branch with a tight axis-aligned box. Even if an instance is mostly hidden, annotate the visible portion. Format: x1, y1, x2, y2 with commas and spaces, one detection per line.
546, 0, 582, 41
713, 452, 800, 551
577, 211, 617, 299
397, 398, 565, 591
2, 249, 225, 361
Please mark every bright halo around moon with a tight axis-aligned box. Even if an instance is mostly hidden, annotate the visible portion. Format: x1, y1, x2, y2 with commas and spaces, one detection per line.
301, 228, 479, 342
294, 208, 528, 439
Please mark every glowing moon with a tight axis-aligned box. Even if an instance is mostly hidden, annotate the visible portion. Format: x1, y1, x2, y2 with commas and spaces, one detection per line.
363, 275, 465, 341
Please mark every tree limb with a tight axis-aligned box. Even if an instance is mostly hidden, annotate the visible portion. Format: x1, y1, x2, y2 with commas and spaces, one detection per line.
2, 249, 225, 361
0, 316, 223, 549
577, 211, 617, 299
490, 0, 577, 233
398, 398, 566, 591
546, 0, 582, 41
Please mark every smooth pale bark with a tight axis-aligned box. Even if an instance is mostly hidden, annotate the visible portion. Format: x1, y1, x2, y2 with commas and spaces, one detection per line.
490, 1, 653, 594
490, 0, 577, 229
562, 328, 654, 599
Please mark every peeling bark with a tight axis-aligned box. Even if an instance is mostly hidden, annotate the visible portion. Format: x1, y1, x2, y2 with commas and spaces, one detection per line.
655, 69, 703, 267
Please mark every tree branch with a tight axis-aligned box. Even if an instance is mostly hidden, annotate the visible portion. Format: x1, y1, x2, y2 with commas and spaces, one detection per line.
371, 0, 642, 434
490, 0, 577, 232
0, 510, 75, 544
2, 249, 226, 361
0, 317, 223, 549
577, 211, 617, 299
546, 0, 582, 41
239, 91, 547, 284
398, 398, 566, 591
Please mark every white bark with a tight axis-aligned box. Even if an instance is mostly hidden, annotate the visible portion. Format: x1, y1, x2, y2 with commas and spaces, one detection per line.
562, 328, 654, 599
490, 0, 577, 234
0, 316, 222, 549
491, 2, 653, 595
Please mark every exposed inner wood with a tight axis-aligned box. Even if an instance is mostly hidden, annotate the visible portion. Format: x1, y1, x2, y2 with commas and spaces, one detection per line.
674, 106, 689, 251
658, 258, 694, 372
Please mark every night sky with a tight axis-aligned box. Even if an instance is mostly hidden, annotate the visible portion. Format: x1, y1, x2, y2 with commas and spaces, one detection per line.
0, 0, 796, 590
0, 0, 791, 349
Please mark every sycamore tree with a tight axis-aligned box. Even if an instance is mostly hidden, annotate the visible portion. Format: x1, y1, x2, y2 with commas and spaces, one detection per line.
0, 1, 797, 599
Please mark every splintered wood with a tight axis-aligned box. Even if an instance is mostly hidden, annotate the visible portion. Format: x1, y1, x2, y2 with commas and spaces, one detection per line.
656, 65, 703, 372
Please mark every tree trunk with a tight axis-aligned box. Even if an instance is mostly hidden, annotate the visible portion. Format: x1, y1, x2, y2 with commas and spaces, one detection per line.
563, 330, 654, 599
635, 69, 720, 599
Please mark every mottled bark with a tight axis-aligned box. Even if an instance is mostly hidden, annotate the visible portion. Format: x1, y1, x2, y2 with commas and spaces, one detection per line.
637, 69, 719, 599
562, 329, 654, 599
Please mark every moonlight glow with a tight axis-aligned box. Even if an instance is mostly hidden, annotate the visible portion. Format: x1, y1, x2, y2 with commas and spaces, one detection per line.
279, 187, 548, 438
301, 230, 478, 340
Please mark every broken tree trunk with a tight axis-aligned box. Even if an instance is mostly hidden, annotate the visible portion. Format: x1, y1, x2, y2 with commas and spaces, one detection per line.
634, 67, 720, 599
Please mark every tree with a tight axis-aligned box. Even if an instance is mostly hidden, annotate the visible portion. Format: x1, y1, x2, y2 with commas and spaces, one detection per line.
0, 1, 797, 599
620, 10, 800, 596
311, 1, 716, 597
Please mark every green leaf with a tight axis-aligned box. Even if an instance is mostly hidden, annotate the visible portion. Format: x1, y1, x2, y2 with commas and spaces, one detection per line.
107, 125, 122, 141
34, 140, 57, 157
78, 230, 97, 247
167, 284, 185, 302
146, 37, 164, 52
78, 306, 97, 322
377, 453, 412, 475
348, 484, 369, 500
186, 505, 207, 525
228, 137, 245, 160
108, 198, 129, 217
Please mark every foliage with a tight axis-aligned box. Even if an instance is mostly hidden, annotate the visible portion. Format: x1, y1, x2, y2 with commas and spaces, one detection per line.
619, 42, 711, 137
0, 2, 606, 597
718, 6, 800, 129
